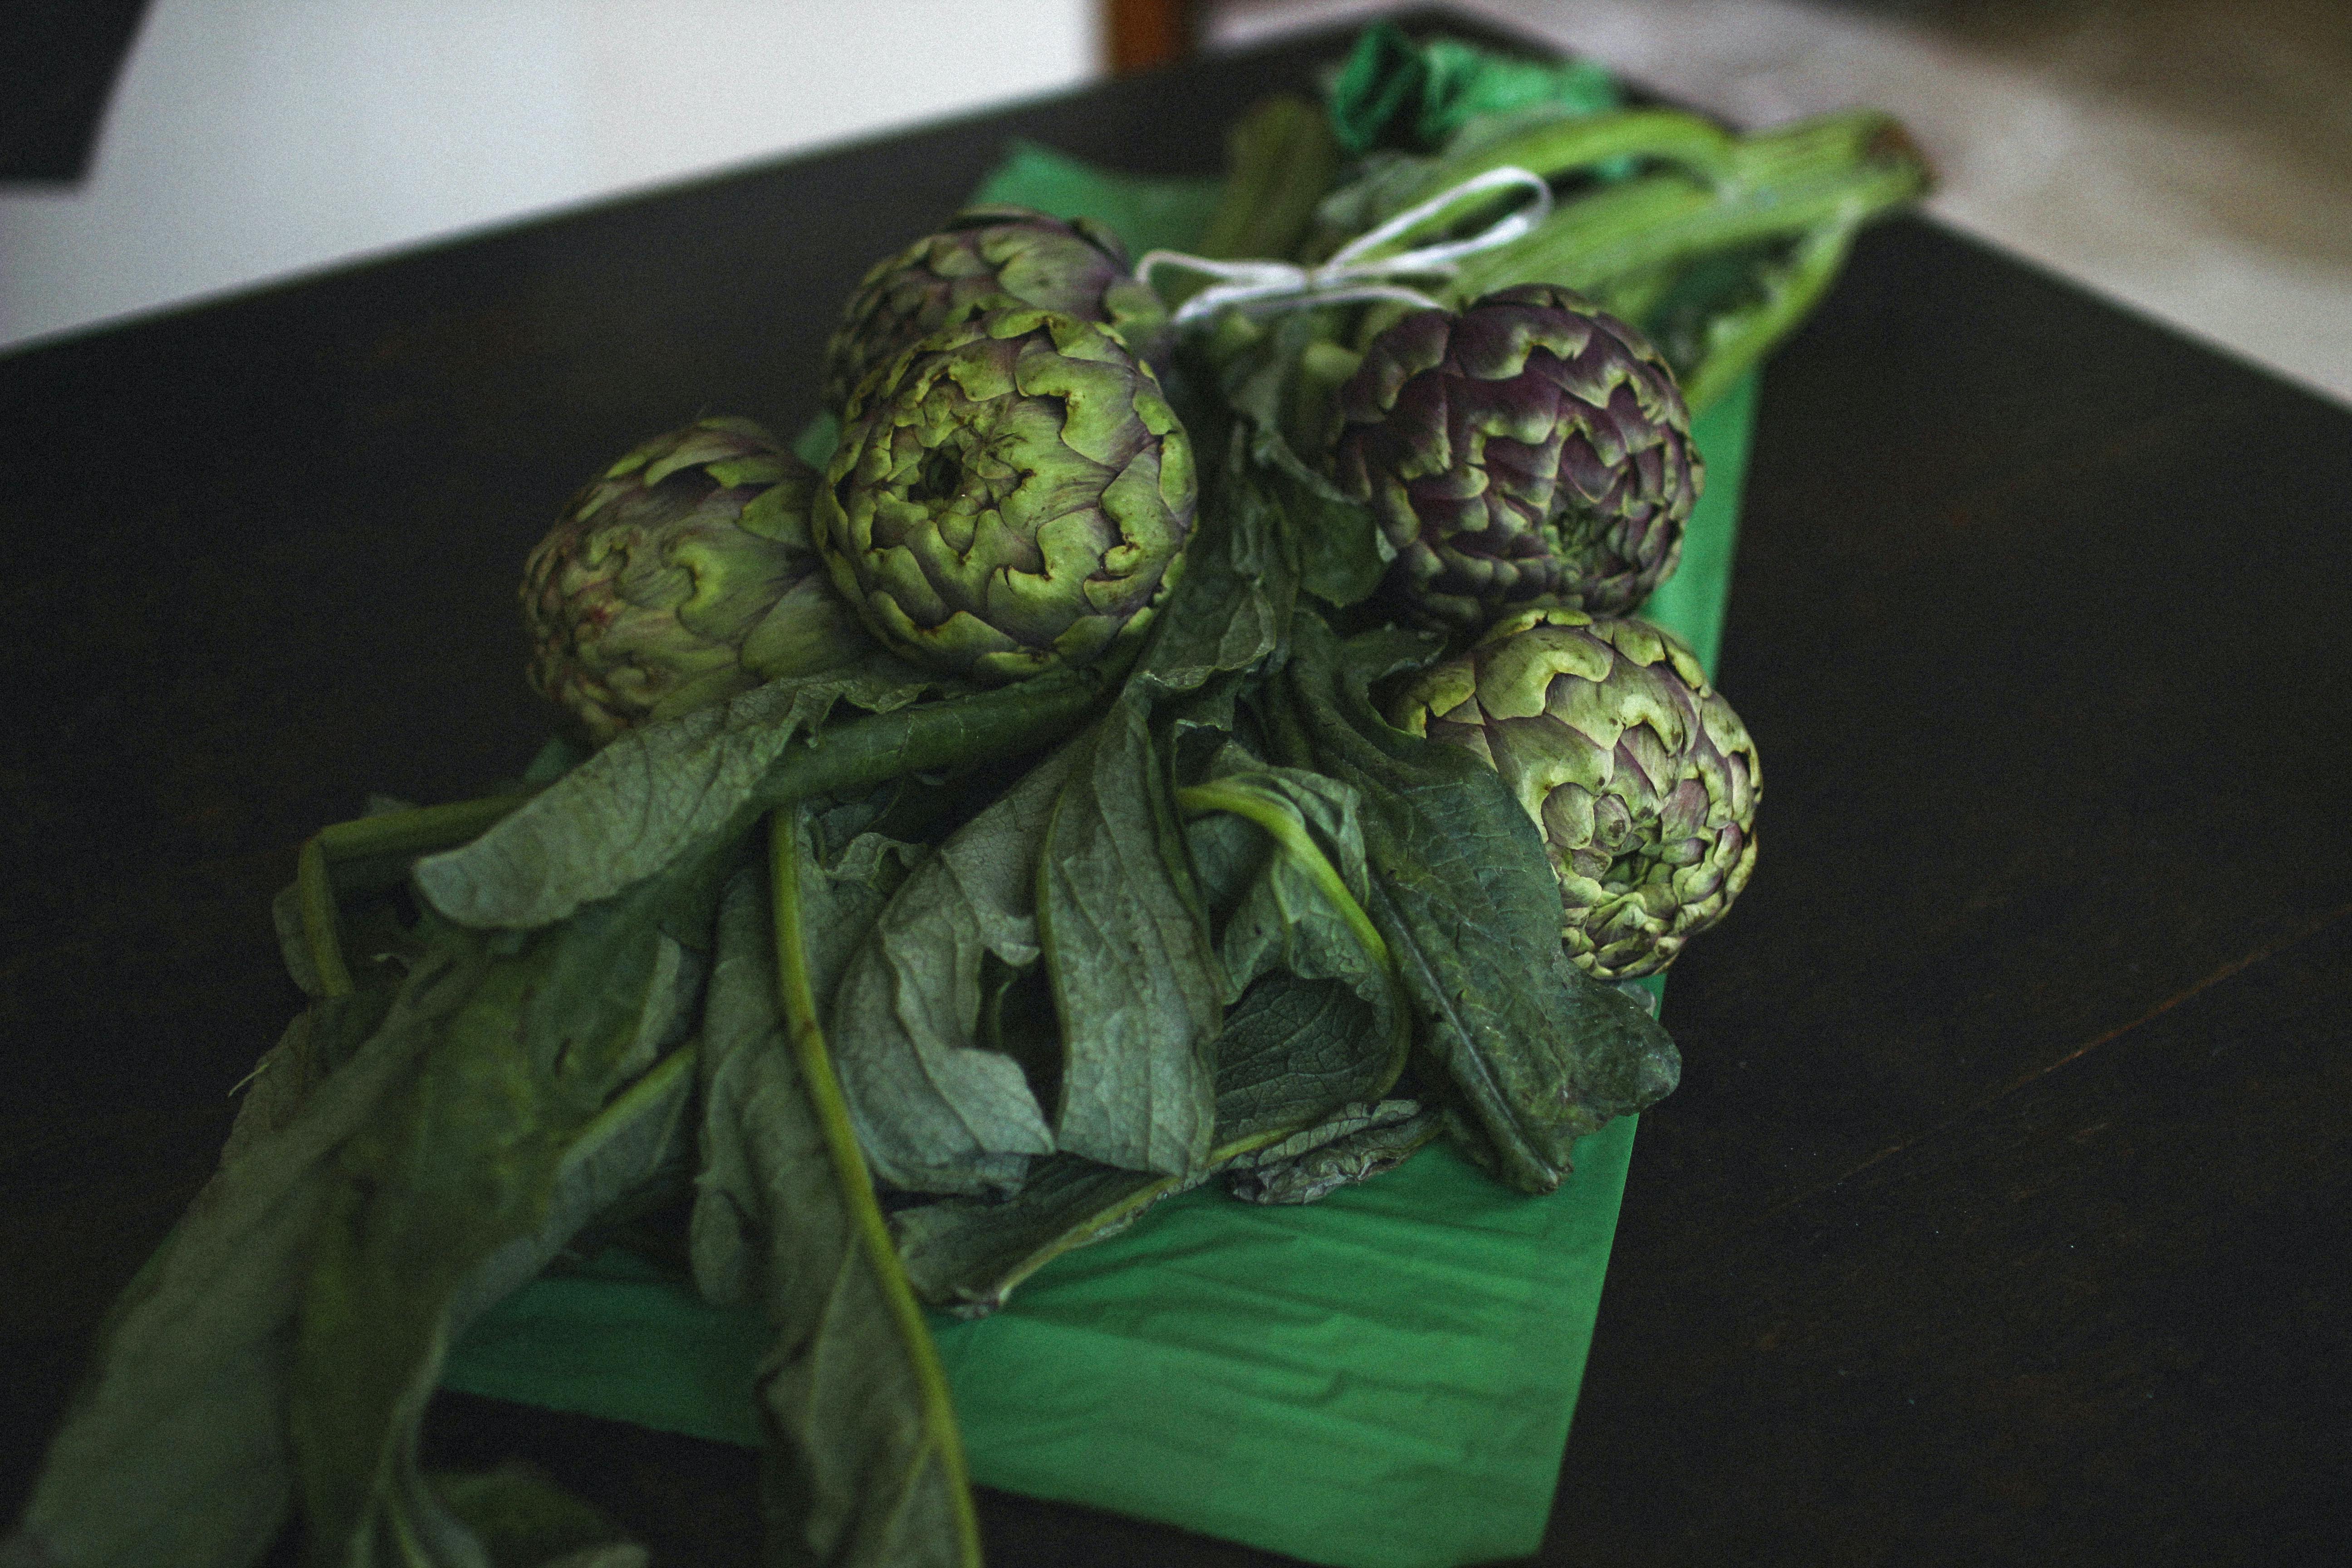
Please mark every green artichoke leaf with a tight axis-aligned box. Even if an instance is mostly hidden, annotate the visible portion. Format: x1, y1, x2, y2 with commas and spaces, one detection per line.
427, 1465, 645, 1568
1039, 689, 1225, 1177
215, 984, 397, 1171
1177, 746, 1400, 1077
313, 1034, 691, 1568
891, 965, 1402, 1315
6, 848, 708, 1568
1121, 502, 1286, 700
969, 446, 1299, 1186
1, 987, 441, 1568
1224, 1099, 1443, 1205
693, 820, 924, 1308
892, 1155, 1177, 1319
702, 856, 981, 1568
288, 841, 723, 1567
1217, 1096, 1421, 1174
1262, 437, 1392, 611
416, 653, 1113, 932
825, 746, 1076, 1196
1204, 968, 1396, 1143
415, 655, 936, 930
1271, 612, 1678, 1192
1213, 313, 1392, 609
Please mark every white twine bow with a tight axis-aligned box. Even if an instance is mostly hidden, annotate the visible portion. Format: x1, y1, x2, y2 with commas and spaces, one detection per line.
1136, 165, 1553, 326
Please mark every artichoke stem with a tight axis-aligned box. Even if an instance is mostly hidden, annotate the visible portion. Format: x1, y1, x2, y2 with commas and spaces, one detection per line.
1375, 107, 1737, 251
1176, 780, 1412, 1096
1671, 218, 1859, 413
1196, 93, 1343, 266
1441, 109, 1929, 304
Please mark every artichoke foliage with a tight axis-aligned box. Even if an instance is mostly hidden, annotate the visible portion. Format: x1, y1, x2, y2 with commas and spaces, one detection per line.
1332, 283, 1701, 631
1390, 606, 1757, 980
817, 306, 1196, 687
521, 417, 868, 745
823, 204, 1171, 410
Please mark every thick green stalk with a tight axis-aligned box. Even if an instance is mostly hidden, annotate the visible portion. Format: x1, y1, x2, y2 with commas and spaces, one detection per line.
751, 665, 1114, 813
1442, 110, 1927, 303
1383, 107, 1735, 235
299, 794, 533, 997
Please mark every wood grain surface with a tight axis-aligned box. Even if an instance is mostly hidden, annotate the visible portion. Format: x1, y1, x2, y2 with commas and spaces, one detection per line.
2, 10, 2344, 1566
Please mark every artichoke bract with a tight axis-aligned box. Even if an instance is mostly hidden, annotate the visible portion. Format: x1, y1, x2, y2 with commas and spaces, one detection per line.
521, 417, 870, 744
816, 306, 1196, 686
1390, 607, 1758, 980
823, 204, 1171, 411
1332, 284, 1701, 631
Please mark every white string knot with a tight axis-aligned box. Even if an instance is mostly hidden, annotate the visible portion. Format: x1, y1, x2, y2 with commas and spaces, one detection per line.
1136, 166, 1553, 325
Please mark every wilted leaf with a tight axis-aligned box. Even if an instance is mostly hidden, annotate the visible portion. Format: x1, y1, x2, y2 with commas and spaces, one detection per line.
1040, 693, 1225, 1177
825, 750, 1075, 1195
1273, 612, 1678, 1191
740, 833, 983, 1568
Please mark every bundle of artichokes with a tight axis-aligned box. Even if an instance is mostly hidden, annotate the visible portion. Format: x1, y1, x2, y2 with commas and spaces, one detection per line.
15, 25, 1931, 1568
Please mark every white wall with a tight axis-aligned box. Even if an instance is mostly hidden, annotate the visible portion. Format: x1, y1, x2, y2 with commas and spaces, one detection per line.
0, 0, 1098, 351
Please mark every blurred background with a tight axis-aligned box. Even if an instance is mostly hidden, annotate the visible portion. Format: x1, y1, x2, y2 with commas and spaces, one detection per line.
4, 0, 2346, 406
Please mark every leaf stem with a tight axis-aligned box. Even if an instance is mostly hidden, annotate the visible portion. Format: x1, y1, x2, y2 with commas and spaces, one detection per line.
301, 794, 536, 998
568, 1040, 699, 1173
1175, 780, 1412, 1093
767, 808, 983, 1568
1196, 93, 1342, 264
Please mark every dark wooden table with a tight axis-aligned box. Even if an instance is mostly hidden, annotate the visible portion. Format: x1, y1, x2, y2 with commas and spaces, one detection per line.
4, 10, 2346, 1567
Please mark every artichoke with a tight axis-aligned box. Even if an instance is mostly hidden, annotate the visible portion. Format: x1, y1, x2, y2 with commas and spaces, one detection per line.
816, 306, 1195, 686
823, 205, 1171, 410
1331, 283, 1701, 631
1389, 607, 1757, 980
521, 417, 869, 744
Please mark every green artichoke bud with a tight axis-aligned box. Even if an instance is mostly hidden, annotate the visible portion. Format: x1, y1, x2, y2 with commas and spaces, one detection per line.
1389, 607, 1757, 980
823, 205, 1171, 410
1331, 283, 1701, 631
816, 306, 1196, 686
521, 417, 869, 744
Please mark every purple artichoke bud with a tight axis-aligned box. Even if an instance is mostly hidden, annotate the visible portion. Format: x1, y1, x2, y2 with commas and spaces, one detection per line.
1332, 284, 1702, 631
522, 417, 870, 745
823, 205, 1171, 411
1389, 607, 1758, 980
815, 306, 1195, 686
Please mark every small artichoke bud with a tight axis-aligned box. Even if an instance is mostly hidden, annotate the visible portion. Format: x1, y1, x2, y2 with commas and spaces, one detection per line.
1332, 284, 1701, 632
1389, 607, 1758, 980
521, 416, 870, 745
815, 306, 1196, 687
823, 205, 1171, 410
